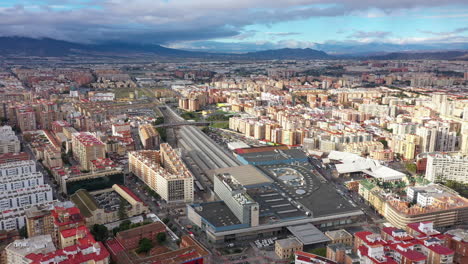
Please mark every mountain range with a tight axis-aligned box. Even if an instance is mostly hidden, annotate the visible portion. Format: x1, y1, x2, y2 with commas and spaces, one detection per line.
0, 37, 467, 60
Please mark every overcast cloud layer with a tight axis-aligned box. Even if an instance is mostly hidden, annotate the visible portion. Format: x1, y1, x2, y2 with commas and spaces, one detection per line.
0, 0, 467, 52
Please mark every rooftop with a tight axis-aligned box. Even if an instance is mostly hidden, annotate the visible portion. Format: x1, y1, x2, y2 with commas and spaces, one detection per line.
276, 237, 302, 248
116, 222, 166, 241
287, 223, 330, 245
191, 201, 242, 227
6, 235, 56, 257
257, 163, 358, 218
325, 229, 353, 240
238, 148, 308, 164
211, 165, 273, 187
70, 190, 99, 218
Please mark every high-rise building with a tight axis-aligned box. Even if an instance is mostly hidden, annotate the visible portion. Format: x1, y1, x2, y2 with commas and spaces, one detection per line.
425, 153, 468, 183
71, 132, 106, 170
15, 106, 36, 132
0, 160, 53, 231
0, 126, 20, 155
24, 204, 55, 240
128, 143, 193, 203
138, 124, 160, 150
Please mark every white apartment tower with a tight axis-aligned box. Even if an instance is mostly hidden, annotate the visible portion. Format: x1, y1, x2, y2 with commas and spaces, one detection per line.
425, 153, 468, 183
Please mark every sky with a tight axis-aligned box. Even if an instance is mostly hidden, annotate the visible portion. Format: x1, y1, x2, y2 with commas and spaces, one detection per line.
0, 0, 467, 53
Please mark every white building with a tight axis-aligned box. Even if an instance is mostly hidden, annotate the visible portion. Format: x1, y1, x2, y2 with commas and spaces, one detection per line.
0, 208, 28, 231
330, 151, 405, 182
0, 185, 52, 211
0, 160, 53, 230
0, 160, 36, 177
0, 126, 20, 155
111, 123, 131, 136
128, 143, 194, 203
425, 153, 468, 183
5, 235, 56, 264
89, 92, 115, 101
0, 171, 44, 192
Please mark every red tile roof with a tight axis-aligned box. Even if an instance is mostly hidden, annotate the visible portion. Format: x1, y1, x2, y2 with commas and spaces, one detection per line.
116, 184, 143, 203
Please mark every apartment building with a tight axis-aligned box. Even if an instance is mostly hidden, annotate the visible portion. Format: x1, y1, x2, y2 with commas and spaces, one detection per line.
0, 170, 44, 192
138, 124, 160, 149
445, 229, 468, 264
274, 237, 303, 259
359, 181, 468, 229
24, 202, 85, 248
425, 153, 468, 183
355, 221, 455, 264
325, 229, 353, 246
0, 185, 52, 213
24, 204, 55, 240
71, 132, 106, 170
5, 232, 109, 264
5, 235, 56, 264
0, 126, 20, 155
111, 123, 130, 136
0, 152, 29, 164
0, 160, 53, 231
128, 143, 194, 203
15, 106, 36, 132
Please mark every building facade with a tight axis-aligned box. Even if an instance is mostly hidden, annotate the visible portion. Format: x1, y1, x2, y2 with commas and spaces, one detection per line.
138, 124, 160, 150
425, 153, 468, 184
128, 143, 193, 203
71, 132, 106, 170
0, 126, 20, 155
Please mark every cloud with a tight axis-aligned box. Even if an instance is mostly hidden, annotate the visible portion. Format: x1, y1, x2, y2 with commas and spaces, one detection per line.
0, 0, 467, 44
420, 27, 468, 36
349, 30, 392, 39
166, 39, 319, 52
168, 35, 468, 54
266, 32, 301, 37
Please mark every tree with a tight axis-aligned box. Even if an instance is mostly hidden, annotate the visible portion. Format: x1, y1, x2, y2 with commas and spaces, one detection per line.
405, 163, 417, 174
91, 224, 109, 242
118, 220, 132, 231
19, 226, 27, 238
378, 139, 388, 149
153, 117, 164, 126
156, 232, 167, 244
118, 197, 128, 220
136, 238, 153, 254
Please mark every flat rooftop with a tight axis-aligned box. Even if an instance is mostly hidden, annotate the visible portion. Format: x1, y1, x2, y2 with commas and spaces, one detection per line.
257, 163, 357, 217
238, 149, 308, 163
276, 237, 302, 248
193, 201, 242, 227
287, 223, 330, 245
209, 165, 273, 187
247, 188, 307, 222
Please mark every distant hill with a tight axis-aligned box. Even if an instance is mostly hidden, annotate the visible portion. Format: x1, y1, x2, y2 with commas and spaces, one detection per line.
0, 37, 212, 57
0, 37, 86, 56
0, 37, 331, 59
0, 37, 466, 60
244, 48, 330, 60
366, 51, 468, 60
